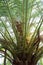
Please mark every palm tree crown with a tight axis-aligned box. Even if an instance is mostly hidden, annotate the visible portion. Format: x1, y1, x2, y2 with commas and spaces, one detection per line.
0, 0, 43, 65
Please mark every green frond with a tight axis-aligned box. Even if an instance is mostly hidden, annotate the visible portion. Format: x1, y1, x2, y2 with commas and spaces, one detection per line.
35, 46, 43, 63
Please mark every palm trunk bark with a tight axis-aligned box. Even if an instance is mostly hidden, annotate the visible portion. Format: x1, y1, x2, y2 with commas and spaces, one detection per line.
12, 62, 36, 65
12, 60, 36, 65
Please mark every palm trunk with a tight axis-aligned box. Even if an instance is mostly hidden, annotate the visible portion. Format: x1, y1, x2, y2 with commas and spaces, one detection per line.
12, 62, 36, 65
12, 53, 37, 65
12, 60, 36, 65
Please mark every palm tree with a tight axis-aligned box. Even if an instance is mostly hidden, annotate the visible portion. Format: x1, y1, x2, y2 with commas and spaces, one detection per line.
0, 0, 43, 65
